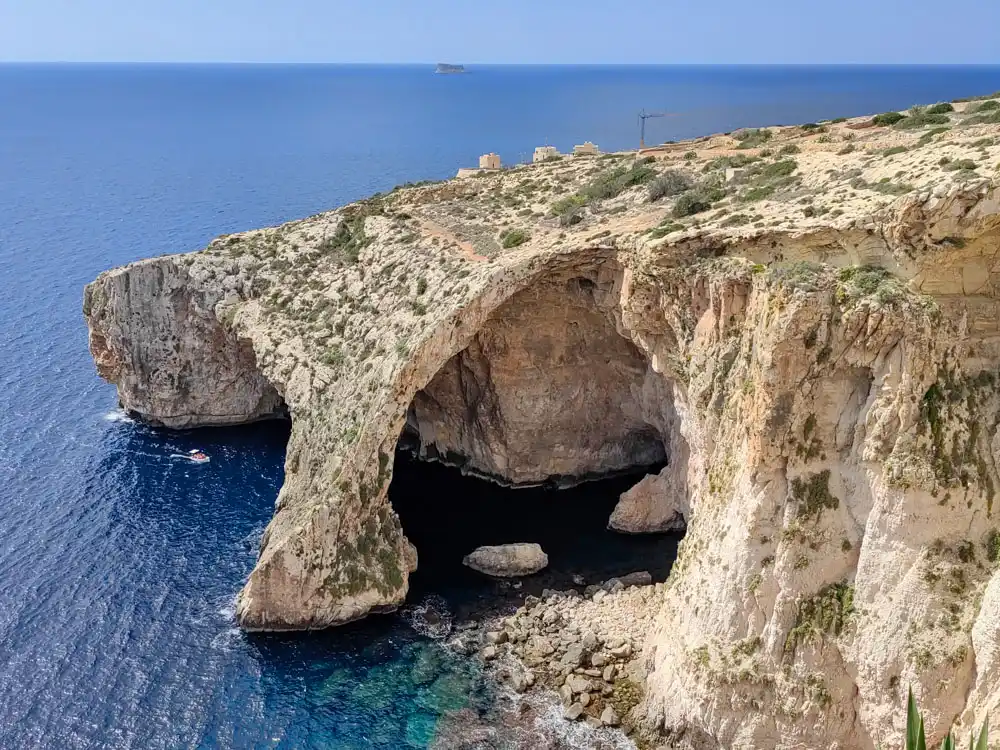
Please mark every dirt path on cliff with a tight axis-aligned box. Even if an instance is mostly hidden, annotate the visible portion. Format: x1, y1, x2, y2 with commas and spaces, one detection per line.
418, 217, 489, 262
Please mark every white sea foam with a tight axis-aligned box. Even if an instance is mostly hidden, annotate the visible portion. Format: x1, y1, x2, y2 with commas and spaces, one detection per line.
400, 594, 453, 639
210, 627, 242, 652
520, 687, 637, 750
217, 597, 237, 621
103, 409, 134, 424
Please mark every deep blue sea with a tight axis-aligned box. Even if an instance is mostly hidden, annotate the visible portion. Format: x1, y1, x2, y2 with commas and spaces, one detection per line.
2, 64, 1000, 750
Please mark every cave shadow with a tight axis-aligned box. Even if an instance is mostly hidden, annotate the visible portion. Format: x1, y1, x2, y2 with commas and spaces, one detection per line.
389, 448, 684, 621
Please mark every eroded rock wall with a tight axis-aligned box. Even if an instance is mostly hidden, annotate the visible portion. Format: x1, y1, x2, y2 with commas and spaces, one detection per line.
84, 257, 284, 427
407, 266, 668, 485
620, 235, 1000, 748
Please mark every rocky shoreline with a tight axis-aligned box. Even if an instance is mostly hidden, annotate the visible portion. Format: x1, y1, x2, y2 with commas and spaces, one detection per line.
442, 572, 661, 747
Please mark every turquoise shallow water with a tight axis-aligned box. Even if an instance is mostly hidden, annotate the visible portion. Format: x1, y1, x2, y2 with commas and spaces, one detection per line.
2, 64, 1000, 749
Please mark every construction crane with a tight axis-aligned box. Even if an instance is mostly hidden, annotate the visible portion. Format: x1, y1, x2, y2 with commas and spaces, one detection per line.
638, 110, 679, 149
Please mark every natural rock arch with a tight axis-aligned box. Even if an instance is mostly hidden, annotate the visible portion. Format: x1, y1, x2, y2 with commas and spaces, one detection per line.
83, 171, 1000, 750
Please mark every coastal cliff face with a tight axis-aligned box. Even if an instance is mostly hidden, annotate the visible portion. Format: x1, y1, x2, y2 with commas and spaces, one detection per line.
85, 102, 1000, 747
83, 259, 284, 428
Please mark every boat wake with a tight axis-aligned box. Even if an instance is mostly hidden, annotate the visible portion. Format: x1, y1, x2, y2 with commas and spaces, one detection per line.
169, 449, 210, 464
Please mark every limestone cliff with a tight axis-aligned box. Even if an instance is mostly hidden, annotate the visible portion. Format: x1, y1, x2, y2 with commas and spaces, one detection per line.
85, 100, 1000, 747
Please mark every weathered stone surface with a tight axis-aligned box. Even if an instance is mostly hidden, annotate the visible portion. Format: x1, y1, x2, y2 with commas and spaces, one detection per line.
403, 539, 419, 573
407, 274, 666, 485
462, 543, 548, 578
558, 684, 573, 706
508, 671, 529, 693
619, 571, 652, 587
609, 467, 688, 533
561, 643, 586, 668
563, 702, 585, 721
601, 706, 620, 727
84, 260, 284, 428
485, 630, 507, 645
565, 674, 593, 695
84, 104, 1000, 749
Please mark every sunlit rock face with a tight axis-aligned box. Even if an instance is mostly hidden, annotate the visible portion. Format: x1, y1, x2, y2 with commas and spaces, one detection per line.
84, 259, 284, 428
407, 271, 668, 486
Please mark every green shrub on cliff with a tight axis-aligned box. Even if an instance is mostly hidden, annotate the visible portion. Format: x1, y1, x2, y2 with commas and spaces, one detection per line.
321, 345, 345, 368
551, 193, 588, 216
962, 109, 1000, 127
835, 265, 907, 307
873, 111, 906, 126
738, 185, 775, 202
926, 102, 955, 115
968, 100, 1000, 113
549, 162, 657, 216
895, 111, 950, 130
500, 228, 530, 248
784, 582, 854, 655
734, 128, 773, 149
583, 162, 657, 200
792, 470, 838, 519
647, 170, 693, 201
942, 159, 978, 172
703, 154, 759, 172
917, 127, 950, 147
760, 159, 798, 179
319, 215, 370, 264
768, 261, 824, 292
672, 191, 712, 217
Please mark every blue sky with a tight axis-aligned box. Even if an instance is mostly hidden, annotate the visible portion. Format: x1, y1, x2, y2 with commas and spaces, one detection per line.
2, 0, 998, 64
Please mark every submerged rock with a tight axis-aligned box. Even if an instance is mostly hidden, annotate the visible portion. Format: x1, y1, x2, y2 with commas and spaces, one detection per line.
401, 594, 453, 639
462, 543, 548, 578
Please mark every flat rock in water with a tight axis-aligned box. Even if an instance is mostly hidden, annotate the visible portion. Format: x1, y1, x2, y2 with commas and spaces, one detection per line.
462, 543, 548, 577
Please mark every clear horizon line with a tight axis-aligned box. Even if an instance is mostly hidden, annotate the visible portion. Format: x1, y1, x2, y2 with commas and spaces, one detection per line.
2, 60, 1000, 67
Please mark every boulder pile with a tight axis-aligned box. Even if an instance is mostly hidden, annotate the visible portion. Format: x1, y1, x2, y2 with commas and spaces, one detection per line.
458, 572, 661, 732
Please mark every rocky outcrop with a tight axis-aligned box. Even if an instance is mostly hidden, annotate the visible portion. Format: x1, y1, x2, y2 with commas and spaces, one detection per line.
83, 258, 284, 427
609, 462, 688, 534
463, 543, 549, 577
84, 102, 1000, 748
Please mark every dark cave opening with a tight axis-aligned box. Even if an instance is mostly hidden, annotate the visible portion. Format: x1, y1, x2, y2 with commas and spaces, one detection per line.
388, 447, 683, 619
385, 265, 691, 619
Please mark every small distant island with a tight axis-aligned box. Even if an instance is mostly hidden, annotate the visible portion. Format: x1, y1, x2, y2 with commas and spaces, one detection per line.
435, 63, 465, 74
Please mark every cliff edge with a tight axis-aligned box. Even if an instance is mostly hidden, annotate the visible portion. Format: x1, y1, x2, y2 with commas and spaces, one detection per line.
85, 100, 1000, 747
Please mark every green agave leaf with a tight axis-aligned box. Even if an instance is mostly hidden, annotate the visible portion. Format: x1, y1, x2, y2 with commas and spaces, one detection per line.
916, 715, 927, 750
908, 688, 921, 750
941, 732, 954, 750
972, 716, 988, 750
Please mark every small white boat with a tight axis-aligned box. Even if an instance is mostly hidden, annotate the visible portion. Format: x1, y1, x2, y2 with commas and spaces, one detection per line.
186, 449, 210, 464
